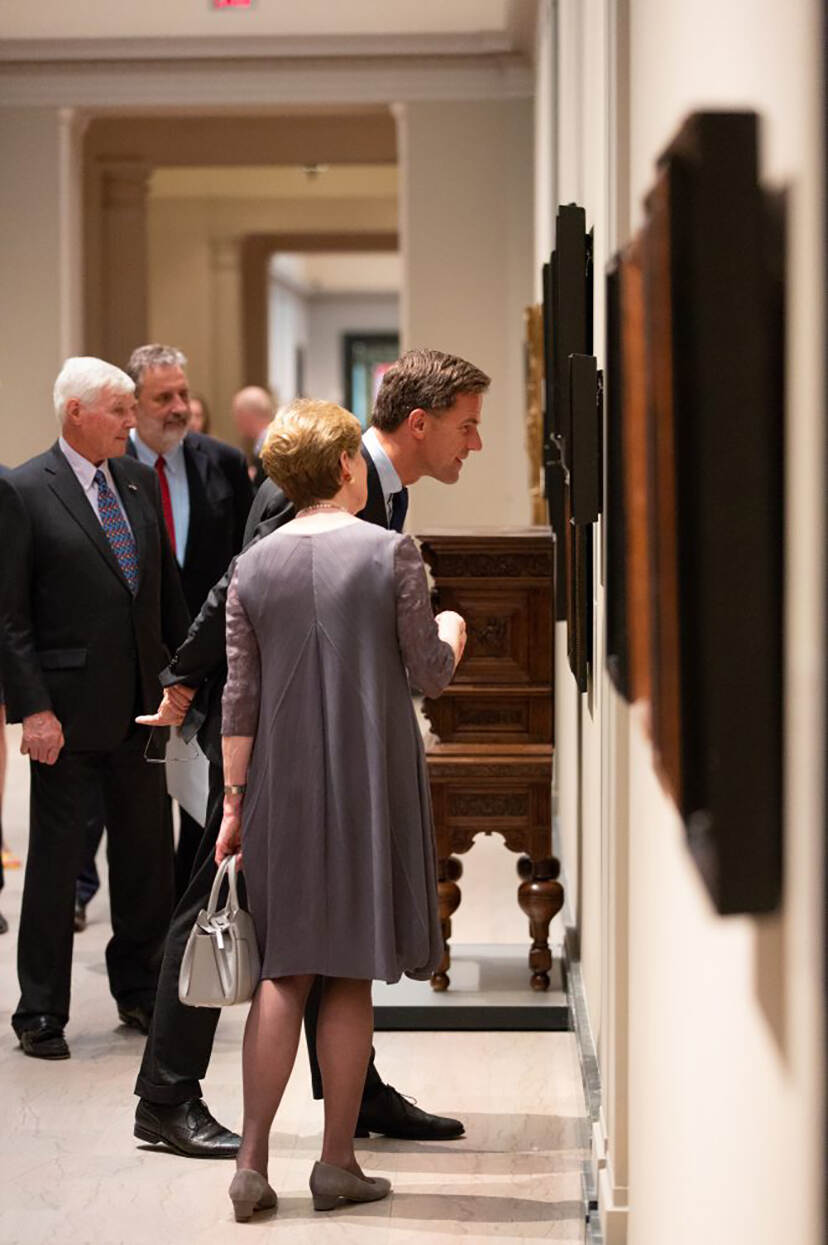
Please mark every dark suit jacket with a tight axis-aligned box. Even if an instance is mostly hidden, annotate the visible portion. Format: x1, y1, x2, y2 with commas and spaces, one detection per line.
164, 442, 388, 763
127, 432, 252, 619
0, 444, 190, 751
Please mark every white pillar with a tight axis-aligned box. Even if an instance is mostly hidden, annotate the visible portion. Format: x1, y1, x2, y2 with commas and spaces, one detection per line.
395, 99, 534, 531
99, 159, 150, 370
209, 237, 243, 442
0, 108, 84, 464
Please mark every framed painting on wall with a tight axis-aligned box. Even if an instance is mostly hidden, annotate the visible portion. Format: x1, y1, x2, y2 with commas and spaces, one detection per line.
343, 333, 399, 428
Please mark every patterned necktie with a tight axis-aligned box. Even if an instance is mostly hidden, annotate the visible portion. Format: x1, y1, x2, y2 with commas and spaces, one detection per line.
94, 469, 139, 594
390, 487, 409, 532
154, 455, 177, 555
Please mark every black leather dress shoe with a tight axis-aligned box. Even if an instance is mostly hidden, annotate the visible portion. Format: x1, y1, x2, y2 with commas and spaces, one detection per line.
118, 1004, 153, 1035
0, 910, 8, 935
19, 1018, 70, 1060
134, 1097, 241, 1159
355, 1084, 464, 1141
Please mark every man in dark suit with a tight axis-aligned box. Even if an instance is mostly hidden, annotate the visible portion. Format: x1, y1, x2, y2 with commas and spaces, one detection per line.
125, 345, 252, 894
125, 346, 252, 622
1, 357, 190, 1059
132, 349, 490, 1156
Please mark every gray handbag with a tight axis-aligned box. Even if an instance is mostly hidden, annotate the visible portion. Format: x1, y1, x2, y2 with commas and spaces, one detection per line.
179, 853, 261, 1008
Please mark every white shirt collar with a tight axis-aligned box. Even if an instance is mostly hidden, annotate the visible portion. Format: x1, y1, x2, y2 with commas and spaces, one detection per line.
58, 435, 108, 491
130, 428, 186, 475
362, 426, 402, 509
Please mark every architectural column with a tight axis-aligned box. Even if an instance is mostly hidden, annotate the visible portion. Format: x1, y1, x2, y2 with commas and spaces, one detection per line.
99, 160, 150, 369
394, 98, 534, 530
0, 108, 85, 464
209, 237, 244, 443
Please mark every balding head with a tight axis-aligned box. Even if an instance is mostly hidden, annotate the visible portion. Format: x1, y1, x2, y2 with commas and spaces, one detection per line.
232, 386, 274, 440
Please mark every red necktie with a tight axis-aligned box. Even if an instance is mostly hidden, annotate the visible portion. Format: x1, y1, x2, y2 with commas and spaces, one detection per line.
154, 456, 176, 555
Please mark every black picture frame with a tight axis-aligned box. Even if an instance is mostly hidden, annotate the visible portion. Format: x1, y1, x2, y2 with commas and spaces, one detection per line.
552, 205, 590, 471
661, 110, 784, 914
569, 353, 602, 526
604, 261, 630, 701
343, 332, 400, 427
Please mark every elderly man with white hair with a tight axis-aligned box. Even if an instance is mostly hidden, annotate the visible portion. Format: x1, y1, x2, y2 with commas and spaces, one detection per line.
0, 357, 189, 1060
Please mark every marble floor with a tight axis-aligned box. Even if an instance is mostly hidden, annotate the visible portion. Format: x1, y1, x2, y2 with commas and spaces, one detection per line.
0, 726, 588, 1244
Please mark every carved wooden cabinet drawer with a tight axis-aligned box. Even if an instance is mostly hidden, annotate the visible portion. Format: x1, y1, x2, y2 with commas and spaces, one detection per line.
418, 528, 555, 745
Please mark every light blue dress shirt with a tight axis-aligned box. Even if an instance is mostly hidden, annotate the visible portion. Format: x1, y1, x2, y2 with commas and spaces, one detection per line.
130, 429, 190, 566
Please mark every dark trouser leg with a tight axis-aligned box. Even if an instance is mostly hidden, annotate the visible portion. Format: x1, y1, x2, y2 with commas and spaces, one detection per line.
102, 732, 174, 1011
12, 752, 100, 1033
174, 807, 204, 901
304, 978, 384, 1103
75, 796, 105, 907
134, 766, 225, 1105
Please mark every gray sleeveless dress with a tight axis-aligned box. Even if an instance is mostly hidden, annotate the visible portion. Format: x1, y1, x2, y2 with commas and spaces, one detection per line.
222, 520, 454, 984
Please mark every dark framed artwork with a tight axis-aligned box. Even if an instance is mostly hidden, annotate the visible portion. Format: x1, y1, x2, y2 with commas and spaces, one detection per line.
662, 111, 783, 914
619, 236, 652, 707
552, 204, 593, 470
566, 513, 592, 695
542, 257, 569, 621
569, 353, 602, 526
343, 333, 399, 428
604, 261, 630, 701
643, 165, 682, 807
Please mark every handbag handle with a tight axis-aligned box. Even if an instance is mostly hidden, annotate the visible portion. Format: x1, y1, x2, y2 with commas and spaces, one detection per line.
205, 853, 242, 917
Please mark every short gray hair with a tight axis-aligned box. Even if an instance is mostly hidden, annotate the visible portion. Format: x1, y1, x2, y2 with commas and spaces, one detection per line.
126, 344, 188, 394
53, 357, 135, 425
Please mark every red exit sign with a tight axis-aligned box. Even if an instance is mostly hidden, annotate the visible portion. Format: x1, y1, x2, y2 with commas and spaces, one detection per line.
213, 0, 253, 8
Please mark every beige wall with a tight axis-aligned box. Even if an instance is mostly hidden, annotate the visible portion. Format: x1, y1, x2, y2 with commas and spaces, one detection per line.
547, 0, 825, 1242
398, 99, 535, 530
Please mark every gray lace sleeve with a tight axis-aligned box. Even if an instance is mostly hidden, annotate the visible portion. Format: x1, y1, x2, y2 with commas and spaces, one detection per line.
394, 535, 455, 699
222, 570, 261, 736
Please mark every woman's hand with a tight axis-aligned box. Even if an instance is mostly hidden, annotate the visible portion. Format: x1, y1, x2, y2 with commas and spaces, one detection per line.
436, 610, 467, 668
215, 803, 243, 867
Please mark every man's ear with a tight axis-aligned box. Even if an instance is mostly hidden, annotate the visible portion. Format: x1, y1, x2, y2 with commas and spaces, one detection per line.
408, 408, 428, 440
64, 398, 82, 427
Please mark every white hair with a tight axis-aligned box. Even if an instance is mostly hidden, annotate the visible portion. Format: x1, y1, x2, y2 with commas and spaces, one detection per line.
53, 357, 135, 426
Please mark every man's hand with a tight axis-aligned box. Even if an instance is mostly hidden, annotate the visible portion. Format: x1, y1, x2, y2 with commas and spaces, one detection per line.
135, 684, 197, 728
21, 711, 65, 765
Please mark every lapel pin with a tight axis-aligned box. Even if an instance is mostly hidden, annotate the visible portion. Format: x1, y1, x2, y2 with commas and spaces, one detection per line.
127, 483, 138, 492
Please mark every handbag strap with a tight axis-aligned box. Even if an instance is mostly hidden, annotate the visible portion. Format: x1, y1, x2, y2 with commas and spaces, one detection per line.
205, 853, 241, 917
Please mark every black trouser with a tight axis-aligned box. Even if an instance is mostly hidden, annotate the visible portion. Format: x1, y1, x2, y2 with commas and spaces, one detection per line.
13, 730, 174, 1034
174, 808, 204, 902
135, 763, 384, 1106
75, 799, 105, 906
78, 801, 203, 908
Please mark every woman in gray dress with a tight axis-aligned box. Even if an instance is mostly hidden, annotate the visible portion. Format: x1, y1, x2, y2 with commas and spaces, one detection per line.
215, 398, 465, 1221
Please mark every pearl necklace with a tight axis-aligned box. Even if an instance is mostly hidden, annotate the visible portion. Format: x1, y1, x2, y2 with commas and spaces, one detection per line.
296, 501, 349, 517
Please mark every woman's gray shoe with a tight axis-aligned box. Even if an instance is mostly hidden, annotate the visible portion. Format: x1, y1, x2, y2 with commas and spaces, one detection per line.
134, 1097, 240, 1158
309, 1160, 391, 1211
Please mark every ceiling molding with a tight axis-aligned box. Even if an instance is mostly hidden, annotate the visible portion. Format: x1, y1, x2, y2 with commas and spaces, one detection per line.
0, 54, 533, 110
0, 32, 518, 62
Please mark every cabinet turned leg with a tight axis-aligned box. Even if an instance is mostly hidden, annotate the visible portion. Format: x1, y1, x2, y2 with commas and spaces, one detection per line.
430, 857, 463, 992
517, 856, 564, 992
